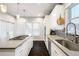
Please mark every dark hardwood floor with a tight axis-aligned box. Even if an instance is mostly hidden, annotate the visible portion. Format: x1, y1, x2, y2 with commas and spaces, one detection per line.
28, 41, 49, 56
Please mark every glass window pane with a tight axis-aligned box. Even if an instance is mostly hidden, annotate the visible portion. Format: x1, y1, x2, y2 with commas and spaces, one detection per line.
1, 21, 7, 39
26, 23, 32, 36
68, 4, 79, 35
33, 23, 40, 36
71, 18, 79, 24
68, 18, 79, 35
71, 4, 79, 18
7, 23, 14, 38
0, 21, 1, 39
71, 18, 79, 35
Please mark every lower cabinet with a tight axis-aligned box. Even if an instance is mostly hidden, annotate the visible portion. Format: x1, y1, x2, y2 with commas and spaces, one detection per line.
51, 41, 66, 56
15, 37, 33, 56
0, 37, 33, 56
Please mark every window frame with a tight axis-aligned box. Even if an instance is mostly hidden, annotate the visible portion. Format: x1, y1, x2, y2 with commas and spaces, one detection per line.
68, 3, 79, 22
66, 3, 79, 35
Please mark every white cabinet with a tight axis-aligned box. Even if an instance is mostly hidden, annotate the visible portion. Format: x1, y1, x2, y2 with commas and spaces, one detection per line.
0, 37, 33, 56
23, 37, 33, 56
51, 41, 66, 56
15, 44, 23, 56
15, 37, 33, 56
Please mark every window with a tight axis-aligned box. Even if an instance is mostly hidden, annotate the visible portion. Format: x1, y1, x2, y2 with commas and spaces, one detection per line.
0, 20, 14, 40
7, 23, 14, 38
33, 23, 40, 36
0, 21, 2, 40
71, 4, 79, 18
26, 23, 32, 36
68, 4, 79, 35
0, 21, 7, 40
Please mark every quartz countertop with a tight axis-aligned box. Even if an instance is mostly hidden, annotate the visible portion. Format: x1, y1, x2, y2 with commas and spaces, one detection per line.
0, 36, 31, 49
48, 35, 79, 56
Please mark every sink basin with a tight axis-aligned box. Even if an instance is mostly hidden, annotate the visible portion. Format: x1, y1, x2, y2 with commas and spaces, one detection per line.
55, 39, 79, 51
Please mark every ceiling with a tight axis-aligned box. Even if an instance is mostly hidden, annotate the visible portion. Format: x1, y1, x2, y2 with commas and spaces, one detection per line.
2, 3, 57, 17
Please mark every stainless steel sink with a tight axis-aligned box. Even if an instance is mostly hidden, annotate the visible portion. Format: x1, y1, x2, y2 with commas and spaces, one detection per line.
55, 39, 79, 51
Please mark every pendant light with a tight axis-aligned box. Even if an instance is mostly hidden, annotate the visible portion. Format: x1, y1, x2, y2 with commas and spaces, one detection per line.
57, 14, 65, 25
16, 3, 20, 19
22, 9, 26, 23
56, 4, 65, 25
23, 9, 25, 17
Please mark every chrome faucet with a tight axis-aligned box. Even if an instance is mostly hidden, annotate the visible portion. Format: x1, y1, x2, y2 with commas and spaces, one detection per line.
66, 22, 77, 43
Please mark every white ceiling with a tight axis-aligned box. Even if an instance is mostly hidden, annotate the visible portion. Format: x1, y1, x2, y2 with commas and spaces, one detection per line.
2, 3, 57, 17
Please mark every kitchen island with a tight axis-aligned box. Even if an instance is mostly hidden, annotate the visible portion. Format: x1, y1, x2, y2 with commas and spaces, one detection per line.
0, 35, 33, 56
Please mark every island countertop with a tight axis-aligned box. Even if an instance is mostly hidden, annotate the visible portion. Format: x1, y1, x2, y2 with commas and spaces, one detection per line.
0, 36, 31, 49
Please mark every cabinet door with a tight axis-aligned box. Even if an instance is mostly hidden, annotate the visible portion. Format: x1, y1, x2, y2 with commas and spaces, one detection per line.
15, 37, 33, 56
26, 38, 33, 55
51, 41, 58, 56
51, 41, 66, 56
22, 37, 33, 56
15, 44, 23, 56
22, 41, 28, 56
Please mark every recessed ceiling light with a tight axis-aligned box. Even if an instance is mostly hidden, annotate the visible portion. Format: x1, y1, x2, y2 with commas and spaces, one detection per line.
16, 14, 20, 19
38, 14, 41, 16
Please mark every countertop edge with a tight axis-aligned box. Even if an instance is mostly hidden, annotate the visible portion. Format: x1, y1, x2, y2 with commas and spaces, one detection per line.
48, 35, 76, 56
0, 36, 32, 49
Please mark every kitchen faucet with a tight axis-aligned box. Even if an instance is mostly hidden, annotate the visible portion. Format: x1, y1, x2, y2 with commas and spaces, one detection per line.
66, 22, 77, 43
